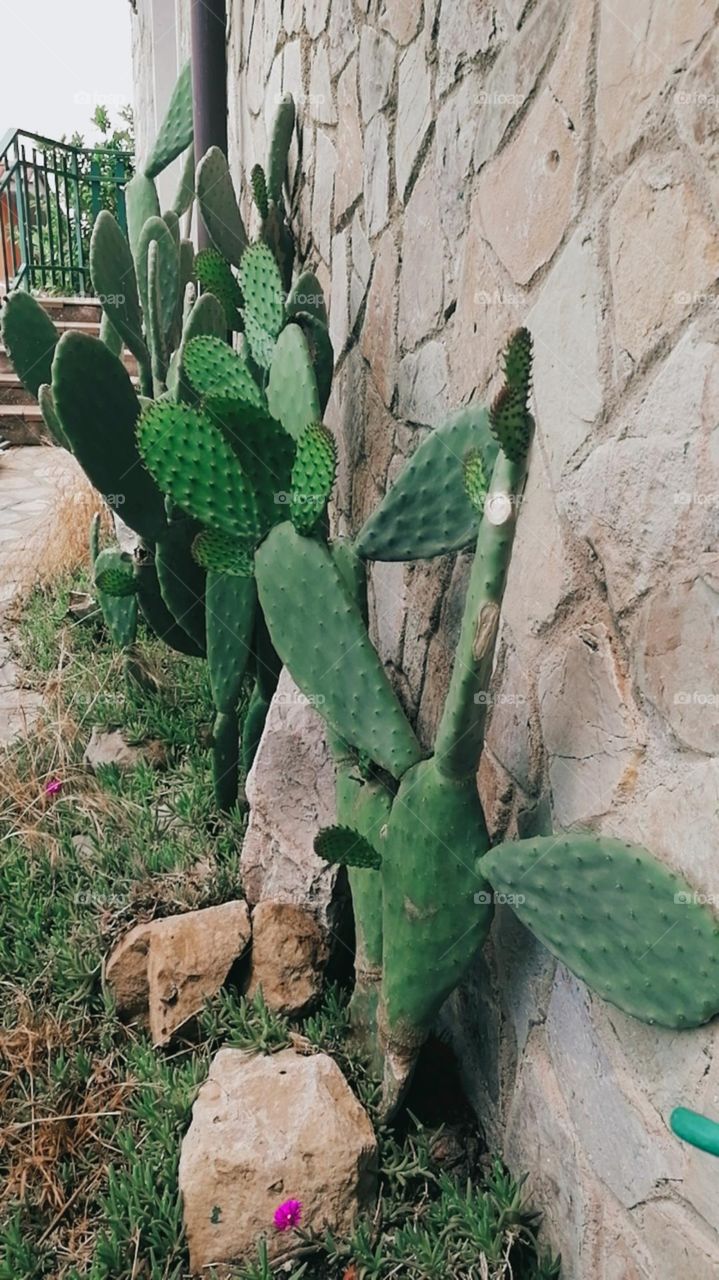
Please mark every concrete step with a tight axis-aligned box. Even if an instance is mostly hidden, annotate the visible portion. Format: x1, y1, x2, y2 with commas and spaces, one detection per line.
0, 403, 47, 445
34, 296, 103, 325
0, 375, 34, 407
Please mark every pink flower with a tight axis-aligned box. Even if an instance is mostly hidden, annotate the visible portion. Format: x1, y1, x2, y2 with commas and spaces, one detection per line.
44, 778, 63, 795
273, 1199, 302, 1231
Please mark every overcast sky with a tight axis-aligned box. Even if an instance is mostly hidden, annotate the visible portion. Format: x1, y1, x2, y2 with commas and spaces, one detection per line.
2, 0, 133, 144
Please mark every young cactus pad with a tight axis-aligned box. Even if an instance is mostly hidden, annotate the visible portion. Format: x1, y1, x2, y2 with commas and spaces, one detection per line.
479, 835, 719, 1028
196, 146, 248, 267
290, 424, 337, 535
144, 60, 194, 180
267, 324, 321, 440
195, 249, 243, 329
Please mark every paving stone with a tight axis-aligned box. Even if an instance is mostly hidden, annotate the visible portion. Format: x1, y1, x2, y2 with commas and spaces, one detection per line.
609, 153, 719, 366
596, 0, 714, 159
335, 58, 364, 219
363, 112, 390, 235
395, 36, 432, 201
358, 27, 396, 122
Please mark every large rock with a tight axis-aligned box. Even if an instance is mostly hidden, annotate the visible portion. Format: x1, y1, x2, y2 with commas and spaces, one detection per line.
84, 727, 165, 773
179, 1048, 378, 1270
105, 901, 251, 1045
241, 670, 342, 931
247, 901, 330, 1015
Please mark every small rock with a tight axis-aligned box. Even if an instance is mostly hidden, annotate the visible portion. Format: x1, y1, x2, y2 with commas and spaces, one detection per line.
105, 900, 251, 1045
66, 591, 98, 623
179, 1048, 378, 1271
247, 901, 330, 1015
83, 726, 166, 773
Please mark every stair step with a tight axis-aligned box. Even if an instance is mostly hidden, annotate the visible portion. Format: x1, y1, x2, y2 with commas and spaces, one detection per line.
0, 375, 34, 406
0, 343, 137, 378
0, 403, 47, 445
35, 296, 102, 325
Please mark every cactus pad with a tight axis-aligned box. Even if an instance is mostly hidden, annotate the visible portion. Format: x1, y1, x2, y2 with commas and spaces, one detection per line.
172, 144, 196, 217
462, 449, 489, 514
195, 248, 243, 329
290, 423, 336, 534
239, 242, 285, 340
52, 332, 166, 542
489, 385, 532, 464
137, 400, 260, 543
315, 826, 382, 870
38, 385, 70, 450
183, 336, 263, 409
286, 271, 328, 326
90, 212, 149, 381
255, 520, 422, 780
267, 93, 296, 204
144, 61, 194, 179
196, 146, 248, 267
267, 323, 321, 440
1, 291, 58, 398
251, 163, 269, 220
503, 326, 533, 402
125, 173, 161, 260
192, 528, 255, 577
294, 313, 334, 413
94, 548, 137, 597
355, 406, 499, 561
479, 835, 719, 1028
243, 310, 276, 370
137, 216, 179, 348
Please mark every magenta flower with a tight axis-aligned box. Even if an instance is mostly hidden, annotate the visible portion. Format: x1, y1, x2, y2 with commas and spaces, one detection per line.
273, 1199, 302, 1231
44, 778, 63, 796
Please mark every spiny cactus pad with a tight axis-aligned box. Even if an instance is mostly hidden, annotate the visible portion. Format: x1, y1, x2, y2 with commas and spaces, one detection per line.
286, 271, 328, 326
195, 249, 243, 329
251, 163, 269, 220
489, 385, 532, 464
196, 146, 248, 267
137, 216, 179, 348
503, 326, 533, 403
255, 521, 422, 780
172, 144, 196, 217
192, 528, 255, 577
355, 406, 499, 561
93, 548, 137, 597
239, 242, 285, 340
183, 336, 263, 409
52, 332, 166, 543
137, 401, 260, 542
174, 292, 227, 402
290, 423, 337, 534
145, 60, 193, 180
243, 310, 275, 370
294, 313, 334, 413
90, 212, 149, 377
267, 323, 320, 440
315, 826, 382, 870
1, 291, 59, 398
462, 449, 489, 515
155, 518, 208, 654
479, 835, 719, 1028
125, 173, 161, 261
211, 405, 295, 534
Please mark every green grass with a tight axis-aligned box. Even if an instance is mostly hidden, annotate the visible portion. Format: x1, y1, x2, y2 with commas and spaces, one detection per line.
0, 573, 559, 1279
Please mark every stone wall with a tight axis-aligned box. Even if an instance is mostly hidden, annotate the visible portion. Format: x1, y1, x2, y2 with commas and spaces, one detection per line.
135, 0, 719, 1272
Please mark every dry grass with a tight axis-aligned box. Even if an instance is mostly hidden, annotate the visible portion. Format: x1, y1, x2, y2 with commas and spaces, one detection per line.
12, 458, 112, 599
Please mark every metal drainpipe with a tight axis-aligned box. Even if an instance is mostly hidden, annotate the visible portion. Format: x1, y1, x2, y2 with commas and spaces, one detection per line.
190, 0, 227, 248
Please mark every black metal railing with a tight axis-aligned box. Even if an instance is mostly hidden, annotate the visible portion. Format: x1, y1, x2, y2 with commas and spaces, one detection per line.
0, 128, 133, 297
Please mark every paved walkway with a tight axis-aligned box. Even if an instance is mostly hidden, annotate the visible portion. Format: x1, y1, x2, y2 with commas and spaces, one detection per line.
0, 446, 89, 744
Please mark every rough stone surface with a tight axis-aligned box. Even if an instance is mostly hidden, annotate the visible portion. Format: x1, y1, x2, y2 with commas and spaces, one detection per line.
241, 670, 341, 931
358, 27, 395, 122
179, 1048, 377, 1270
105, 902, 252, 1046
395, 37, 432, 201
83, 727, 162, 773
247, 901, 330, 1014
360, 229, 398, 405
398, 159, 444, 348
335, 59, 364, 219
363, 112, 390, 235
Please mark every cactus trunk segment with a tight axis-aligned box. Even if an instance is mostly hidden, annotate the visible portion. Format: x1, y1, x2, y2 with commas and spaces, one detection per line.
52, 332, 167, 543
434, 448, 529, 781
144, 60, 193, 180
135, 547, 205, 657
479, 835, 719, 1028
355, 406, 499, 562
255, 521, 423, 780
267, 324, 321, 440
196, 146, 248, 267
378, 759, 493, 1107
89, 515, 139, 653
1, 291, 58, 398
37, 385, 70, 450
90, 211, 152, 396
206, 570, 257, 809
